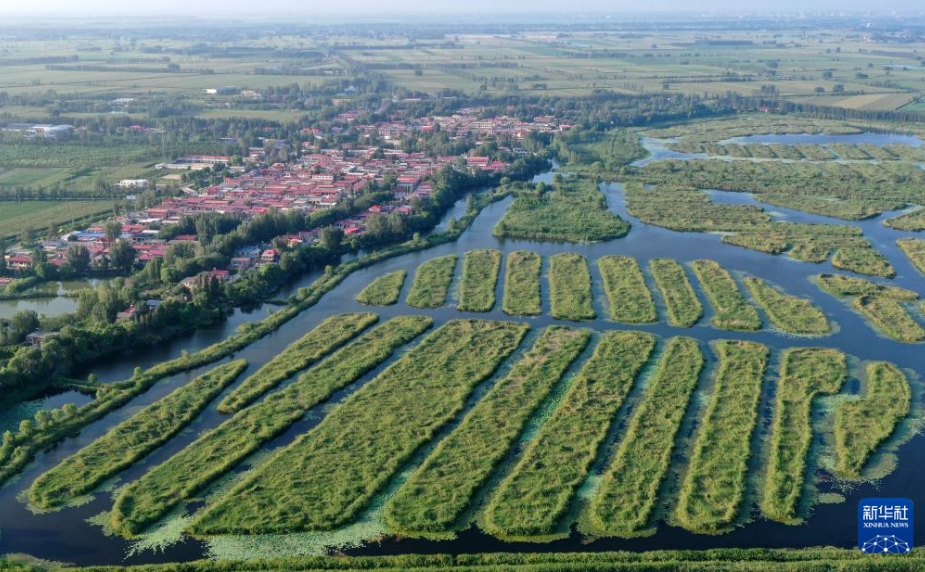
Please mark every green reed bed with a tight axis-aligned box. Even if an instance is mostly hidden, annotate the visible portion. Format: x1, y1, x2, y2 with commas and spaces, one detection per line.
355, 270, 407, 306
743, 277, 830, 335
501, 251, 542, 316
815, 273, 918, 301
588, 337, 704, 537
190, 320, 528, 535
835, 362, 912, 479
649, 258, 703, 327
831, 246, 896, 279
384, 326, 591, 535
109, 316, 433, 537
675, 341, 768, 534
405, 254, 458, 309
853, 296, 925, 343
597, 255, 657, 324
217, 313, 378, 413
458, 249, 502, 312
884, 208, 925, 232
548, 253, 595, 321
28, 360, 247, 510
690, 260, 761, 331
483, 331, 657, 539
897, 237, 925, 276
761, 349, 847, 523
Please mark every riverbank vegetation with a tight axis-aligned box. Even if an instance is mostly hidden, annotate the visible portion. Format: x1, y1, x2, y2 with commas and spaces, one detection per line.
649, 258, 703, 328
355, 270, 406, 306
457, 249, 502, 313
190, 320, 527, 534
597, 255, 657, 324
815, 274, 918, 301
493, 176, 629, 243
690, 260, 761, 331
501, 251, 542, 316
405, 254, 458, 309
483, 331, 656, 539
761, 349, 847, 523
897, 237, 925, 276
8, 547, 925, 571
108, 316, 432, 537
384, 327, 590, 535
755, 194, 901, 221
835, 362, 912, 479
853, 296, 925, 343
743, 277, 830, 335
216, 313, 378, 413
28, 359, 247, 510
623, 184, 894, 278
885, 208, 925, 231
674, 341, 768, 534
548, 253, 595, 321
588, 337, 704, 537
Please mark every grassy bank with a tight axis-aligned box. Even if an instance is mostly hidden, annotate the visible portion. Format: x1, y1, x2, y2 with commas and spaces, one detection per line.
885, 208, 925, 231
216, 313, 379, 413
108, 316, 432, 537
897, 237, 925, 276
548, 253, 596, 321
28, 360, 247, 510
484, 331, 656, 539
493, 176, 630, 243
835, 362, 912, 479
458, 249, 502, 313
190, 320, 528, 534
588, 337, 705, 537
598, 255, 657, 324
355, 270, 407, 306
814, 273, 918, 301
406, 254, 458, 309
690, 260, 761, 331
502, 251, 542, 316
853, 296, 925, 343
743, 277, 830, 335
675, 341, 768, 534
649, 258, 703, 328
384, 327, 591, 535
761, 349, 847, 523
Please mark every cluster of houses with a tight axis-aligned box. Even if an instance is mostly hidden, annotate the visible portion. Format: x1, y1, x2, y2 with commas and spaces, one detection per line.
4, 109, 567, 297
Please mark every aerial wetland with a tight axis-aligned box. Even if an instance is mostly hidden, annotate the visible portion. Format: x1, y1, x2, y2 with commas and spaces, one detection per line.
4, 126, 925, 568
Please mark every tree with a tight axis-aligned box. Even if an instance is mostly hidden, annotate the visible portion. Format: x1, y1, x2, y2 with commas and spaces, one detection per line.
319, 226, 344, 252
18, 225, 35, 247
109, 239, 137, 274
67, 244, 91, 275
104, 220, 123, 243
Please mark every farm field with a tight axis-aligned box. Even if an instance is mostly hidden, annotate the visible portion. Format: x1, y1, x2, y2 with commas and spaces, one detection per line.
0, 201, 113, 241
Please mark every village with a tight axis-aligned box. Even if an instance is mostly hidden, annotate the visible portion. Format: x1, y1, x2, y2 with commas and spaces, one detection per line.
1, 109, 567, 291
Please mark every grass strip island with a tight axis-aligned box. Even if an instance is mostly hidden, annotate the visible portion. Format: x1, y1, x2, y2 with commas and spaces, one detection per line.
548, 253, 596, 321
588, 337, 705, 537
675, 340, 768, 534
28, 360, 248, 510
217, 312, 379, 413
355, 270, 407, 306
501, 251, 542, 316
649, 258, 703, 328
483, 331, 656, 539
761, 348, 847, 523
690, 260, 761, 332
384, 326, 591, 536
190, 319, 528, 534
457, 249, 502, 313
405, 254, 458, 309
834, 362, 912, 479
598, 255, 657, 324
108, 316, 433, 537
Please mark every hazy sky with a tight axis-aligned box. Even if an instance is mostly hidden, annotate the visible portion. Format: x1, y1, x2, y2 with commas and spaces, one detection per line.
0, 0, 917, 17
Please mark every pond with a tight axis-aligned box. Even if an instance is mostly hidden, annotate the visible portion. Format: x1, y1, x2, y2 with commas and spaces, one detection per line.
2, 162, 925, 566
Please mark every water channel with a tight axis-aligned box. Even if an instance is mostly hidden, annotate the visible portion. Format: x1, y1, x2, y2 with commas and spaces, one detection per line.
2, 136, 925, 565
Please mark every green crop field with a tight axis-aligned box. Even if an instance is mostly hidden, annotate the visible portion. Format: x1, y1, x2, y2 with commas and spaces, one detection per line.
0, 201, 113, 241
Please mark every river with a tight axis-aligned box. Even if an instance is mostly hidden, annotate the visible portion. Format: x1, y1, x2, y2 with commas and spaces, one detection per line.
1, 145, 924, 565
